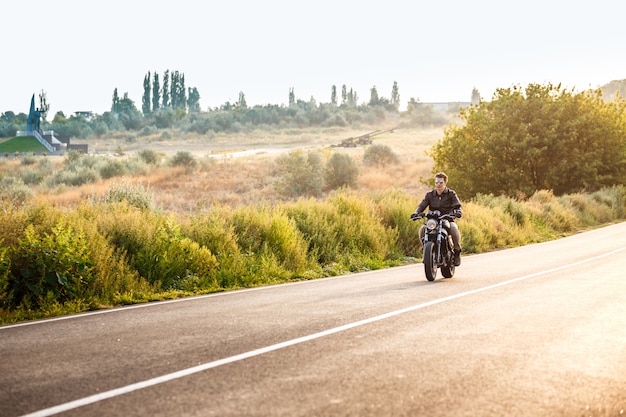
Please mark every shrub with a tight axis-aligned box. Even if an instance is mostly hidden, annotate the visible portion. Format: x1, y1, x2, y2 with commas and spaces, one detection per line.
21, 155, 38, 165
99, 158, 128, 179
138, 149, 160, 165
19, 168, 44, 185
104, 179, 154, 211
0, 245, 9, 305
170, 151, 197, 170
324, 153, 358, 190
371, 189, 420, 258
45, 166, 99, 187
10, 221, 95, 308
0, 177, 33, 205
363, 144, 400, 167
284, 192, 396, 272
274, 150, 323, 197
230, 206, 310, 279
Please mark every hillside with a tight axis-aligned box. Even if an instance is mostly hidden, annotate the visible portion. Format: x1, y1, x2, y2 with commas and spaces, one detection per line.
0, 136, 48, 154
600, 79, 626, 100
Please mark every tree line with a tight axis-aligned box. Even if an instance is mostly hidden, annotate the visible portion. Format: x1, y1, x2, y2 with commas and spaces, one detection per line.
0, 72, 451, 138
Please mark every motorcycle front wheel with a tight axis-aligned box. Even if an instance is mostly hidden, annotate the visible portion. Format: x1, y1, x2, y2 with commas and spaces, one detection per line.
441, 260, 455, 278
423, 241, 437, 281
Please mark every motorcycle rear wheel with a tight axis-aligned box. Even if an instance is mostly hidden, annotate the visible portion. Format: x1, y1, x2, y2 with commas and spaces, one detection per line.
423, 241, 437, 281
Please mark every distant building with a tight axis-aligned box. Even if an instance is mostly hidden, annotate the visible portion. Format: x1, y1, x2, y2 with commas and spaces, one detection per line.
74, 111, 94, 121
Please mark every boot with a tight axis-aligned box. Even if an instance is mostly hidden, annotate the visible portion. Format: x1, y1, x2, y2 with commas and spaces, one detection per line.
454, 249, 461, 266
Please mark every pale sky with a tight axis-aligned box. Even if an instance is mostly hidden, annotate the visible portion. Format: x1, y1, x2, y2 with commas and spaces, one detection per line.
2, 0, 624, 116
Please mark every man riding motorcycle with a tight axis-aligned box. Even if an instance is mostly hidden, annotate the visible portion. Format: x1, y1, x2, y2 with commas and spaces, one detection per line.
412, 172, 463, 266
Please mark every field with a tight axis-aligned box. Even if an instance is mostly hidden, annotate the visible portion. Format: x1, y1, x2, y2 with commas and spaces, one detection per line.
2, 124, 446, 211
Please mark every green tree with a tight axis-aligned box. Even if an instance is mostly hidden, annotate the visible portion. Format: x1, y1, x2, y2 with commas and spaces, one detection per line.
341, 85, 347, 105
115, 93, 143, 130
169, 71, 186, 111
142, 72, 151, 116
236, 91, 247, 111
162, 70, 170, 108
331, 85, 337, 106
428, 83, 626, 198
390, 81, 400, 111
187, 87, 201, 113
152, 72, 161, 112
289, 87, 295, 107
471, 87, 481, 104
178, 73, 187, 111
369, 86, 380, 107
111, 88, 120, 113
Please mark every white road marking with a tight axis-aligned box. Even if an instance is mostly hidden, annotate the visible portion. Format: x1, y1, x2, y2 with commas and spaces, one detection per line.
18, 246, 626, 417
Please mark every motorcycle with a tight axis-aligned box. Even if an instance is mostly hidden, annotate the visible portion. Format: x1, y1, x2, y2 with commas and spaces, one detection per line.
410, 210, 459, 281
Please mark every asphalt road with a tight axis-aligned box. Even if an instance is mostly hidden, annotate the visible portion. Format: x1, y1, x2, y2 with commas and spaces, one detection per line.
2, 222, 626, 417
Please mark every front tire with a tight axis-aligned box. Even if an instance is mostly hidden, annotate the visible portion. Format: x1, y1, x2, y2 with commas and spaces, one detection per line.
441, 260, 455, 278
423, 241, 437, 281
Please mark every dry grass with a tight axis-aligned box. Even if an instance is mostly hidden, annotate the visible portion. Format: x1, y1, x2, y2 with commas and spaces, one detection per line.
5, 125, 445, 212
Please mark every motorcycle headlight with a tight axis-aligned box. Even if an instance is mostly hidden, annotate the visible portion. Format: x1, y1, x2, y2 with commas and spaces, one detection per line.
426, 219, 437, 230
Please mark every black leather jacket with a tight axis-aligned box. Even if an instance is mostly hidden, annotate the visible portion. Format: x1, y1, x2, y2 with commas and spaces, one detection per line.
415, 188, 462, 220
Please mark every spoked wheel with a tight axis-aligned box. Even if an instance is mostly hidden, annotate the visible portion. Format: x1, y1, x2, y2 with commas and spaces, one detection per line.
423, 241, 437, 281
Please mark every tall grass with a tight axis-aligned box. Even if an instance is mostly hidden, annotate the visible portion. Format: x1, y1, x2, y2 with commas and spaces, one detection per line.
0, 185, 625, 324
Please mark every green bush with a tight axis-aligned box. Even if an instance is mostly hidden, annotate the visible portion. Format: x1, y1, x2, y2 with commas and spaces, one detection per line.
99, 158, 128, 179
284, 193, 396, 272
181, 208, 247, 288
363, 144, 400, 167
324, 153, 358, 190
10, 221, 95, 308
371, 189, 420, 258
104, 179, 154, 211
0, 177, 33, 205
170, 151, 197, 170
138, 149, 160, 165
21, 155, 38, 165
274, 150, 323, 197
0, 245, 10, 305
45, 166, 99, 187
230, 206, 310, 280
134, 221, 219, 290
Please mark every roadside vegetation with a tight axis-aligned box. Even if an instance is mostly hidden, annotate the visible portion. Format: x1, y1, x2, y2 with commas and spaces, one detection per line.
1, 183, 624, 324
1, 81, 625, 324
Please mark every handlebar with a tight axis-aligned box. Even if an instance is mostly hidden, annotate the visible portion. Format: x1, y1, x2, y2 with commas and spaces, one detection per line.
410, 210, 459, 221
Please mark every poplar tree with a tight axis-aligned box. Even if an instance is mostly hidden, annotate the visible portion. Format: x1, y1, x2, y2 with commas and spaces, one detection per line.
391, 81, 400, 111
162, 70, 170, 108
112, 88, 120, 113
369, 86, 380, 106
170, 71, 179, 109
152, 72, 161, 112
331, 85, 337, 106
178, 73, 186, 110
289, 88, 295, 107
142, 72, 151, 116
